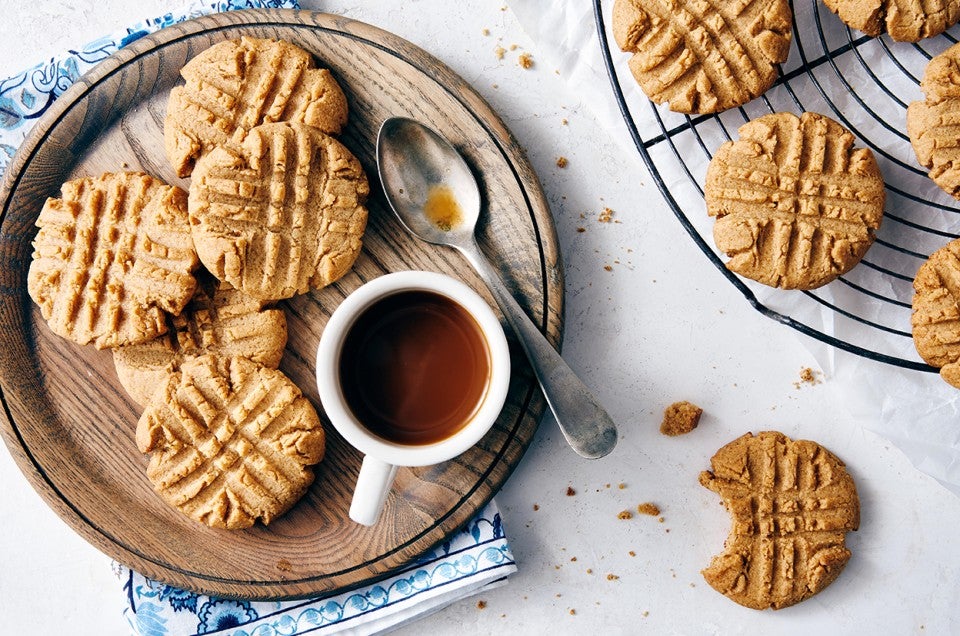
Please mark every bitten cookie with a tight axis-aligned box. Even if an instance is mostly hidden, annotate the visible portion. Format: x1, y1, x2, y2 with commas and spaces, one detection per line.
165, 36, 348, 177
908, 42, 960, 199
28, 172, 198, 349
706, 112, 885, 289
821, 0, 960, 42
911, 238, 960, 388
700, 431, 860, 610
114, 274, 287, 406
136, 354, 325, 530
188, 121, 369, 300
611, 0, 792, 114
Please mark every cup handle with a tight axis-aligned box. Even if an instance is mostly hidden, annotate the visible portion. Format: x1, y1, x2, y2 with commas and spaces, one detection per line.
349, 455, 399, 526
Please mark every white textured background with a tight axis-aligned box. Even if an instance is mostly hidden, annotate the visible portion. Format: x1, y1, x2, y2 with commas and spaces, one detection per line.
1, 2, 959, 635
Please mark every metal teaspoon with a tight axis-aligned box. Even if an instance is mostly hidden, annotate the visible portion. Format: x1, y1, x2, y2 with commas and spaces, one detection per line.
375, 117, 618, 459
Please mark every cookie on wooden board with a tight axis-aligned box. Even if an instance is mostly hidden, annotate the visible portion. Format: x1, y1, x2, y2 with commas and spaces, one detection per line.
706, 111, 885, 289
821, 0, 960, 42
28, 172, 198, 349
136, 354, 325, 530
188, 121, 369, 301
114, 274, 287, 406
699, 431, 860, 610
611, 0, 792, 113
911, 238, 960, 388
165, 36, 348, 177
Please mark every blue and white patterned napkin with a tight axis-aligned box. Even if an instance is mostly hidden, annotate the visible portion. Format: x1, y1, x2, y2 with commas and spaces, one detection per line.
1, 2, 517, 634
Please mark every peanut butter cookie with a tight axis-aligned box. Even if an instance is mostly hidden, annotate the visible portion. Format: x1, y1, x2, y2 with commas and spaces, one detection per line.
706, 112, 885, 289
28, 172, 198, 349
165, 36, 348, 177
114, 274, 287, 406
700, 431, 860, 610
188, 121, 369, 300
911, 238, 960, 388
821, 0, 960, 42
611, 0, 792, 113
136, 354, 325, 530
907, 42, 960, 199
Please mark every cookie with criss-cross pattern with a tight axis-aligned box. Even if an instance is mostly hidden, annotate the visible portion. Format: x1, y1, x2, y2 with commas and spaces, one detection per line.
165, 36, 348, 177
911, 238, 960, 388
136, 354, 325, 530
907, 42, 960, 199
706, 111, 885, 289
821, 0, 960, 42
188, 121, 369, 301
611, 0, 792, 113
700, 431, 860, 610
28, 172, 198, 349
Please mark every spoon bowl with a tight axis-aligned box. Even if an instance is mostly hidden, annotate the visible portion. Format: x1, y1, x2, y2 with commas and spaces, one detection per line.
376, 117, 618, 459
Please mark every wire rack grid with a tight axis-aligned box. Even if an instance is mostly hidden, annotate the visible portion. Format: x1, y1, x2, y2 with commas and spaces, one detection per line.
593, 0, 960, 372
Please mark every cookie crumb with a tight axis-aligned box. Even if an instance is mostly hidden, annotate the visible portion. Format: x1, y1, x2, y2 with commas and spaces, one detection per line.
618, 482, 626, 489
276, 559, 292, 572
494, 45, 506, 60
481, 28, 490, 36
637, 502, 660, 516
571, 556, 578, 562
576, 227, 586, 233
606, 573, 620, 581
794, 367, 822, 389
642, 611, 650, 617
617, 510, 633, 520
569, 609, 576, 616
510, 43, 519, 51
533, 504, 540, 511
628, 550, 636, 557
518, 53, 534, 69
658, 516, 665, 523
556, 156, 568, 168
477, 600, 487, 610
598, 207, 615, 223
561, 118, 569, 125
660, 401, 703, 436
603, 265, 613, 272
586, 568, 593, 574
566, 486, 576, 496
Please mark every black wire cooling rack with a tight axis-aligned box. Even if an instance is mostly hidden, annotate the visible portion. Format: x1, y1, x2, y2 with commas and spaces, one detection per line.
593, 0, 960, 372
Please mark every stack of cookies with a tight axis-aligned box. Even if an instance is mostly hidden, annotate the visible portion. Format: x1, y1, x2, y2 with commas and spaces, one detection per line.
27, 36, 369, 530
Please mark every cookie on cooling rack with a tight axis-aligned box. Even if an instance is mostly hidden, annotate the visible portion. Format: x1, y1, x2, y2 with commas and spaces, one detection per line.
700, 431, 860, 610
165, 36, 348, 178
188, 121, 369, 301
705, 111, 886, 290
907, 42, 960, 199
136, 354, 325, 530
28, 172, 198, 349
611, 0, 792, 114
821, 0, 960, 42
911, 238, 960, 388
114, 274, 287, 406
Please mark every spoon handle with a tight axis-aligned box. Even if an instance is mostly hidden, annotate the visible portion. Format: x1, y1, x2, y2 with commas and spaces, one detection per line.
455, 240, 618, 459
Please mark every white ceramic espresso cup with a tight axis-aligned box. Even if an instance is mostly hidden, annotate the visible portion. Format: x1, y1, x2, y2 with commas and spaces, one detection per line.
316, 271, 510, 526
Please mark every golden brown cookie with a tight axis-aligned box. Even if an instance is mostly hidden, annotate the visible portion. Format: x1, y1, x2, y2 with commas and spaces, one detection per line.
27, 172, 198, 349
114, 274, 287, 406
907, 42, 960, 199
136, 354, 325, 530
660, 400, 702, 436
699, 431, 860, 610
165, 36, 348, 178
705, 111, 885, 289
821, 0, 960, 42
611, 0, 792, 114
188, 121, 368, 300
911, 238, 960, 388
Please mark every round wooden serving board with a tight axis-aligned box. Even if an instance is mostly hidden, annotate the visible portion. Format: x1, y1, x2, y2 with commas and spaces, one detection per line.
0, 9, 562, 599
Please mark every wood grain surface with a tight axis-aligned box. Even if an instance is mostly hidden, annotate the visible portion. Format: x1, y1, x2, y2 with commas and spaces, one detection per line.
0, 9, 562, 599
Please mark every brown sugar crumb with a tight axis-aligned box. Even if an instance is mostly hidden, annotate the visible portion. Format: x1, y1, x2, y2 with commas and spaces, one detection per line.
617, 510, 633, 520
660, 401, 703, 436
794, 367, 823, 389
566, 486, 576, 496
518, 53, 534, 69
606, 573, 620, 581
494, 46, 506, 60
598, 207, 615, 223
477, 600, 487, 610
637, 502, 661, 516
533, 504, 540, 511
604, 265, 613, 272
556, 156, 568, 168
